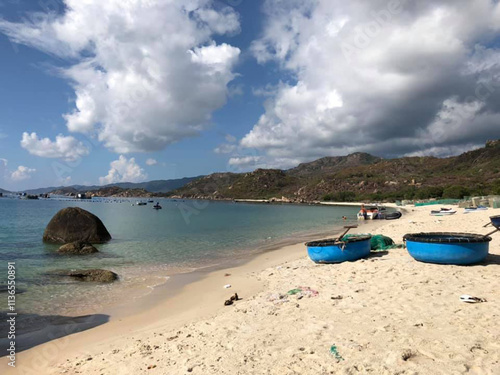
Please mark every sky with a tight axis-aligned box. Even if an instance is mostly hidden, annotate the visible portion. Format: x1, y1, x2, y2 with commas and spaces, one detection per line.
0, 0, 500, 191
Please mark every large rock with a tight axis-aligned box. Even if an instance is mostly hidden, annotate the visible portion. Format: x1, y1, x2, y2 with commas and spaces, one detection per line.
58, 241, 99, 255
43, 207, 111, 244
50, 269, 118, 283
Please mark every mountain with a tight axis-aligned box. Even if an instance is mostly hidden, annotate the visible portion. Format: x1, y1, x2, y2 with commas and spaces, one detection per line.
170, 140, 500, 202
287, 153, 382, 177
23, 176, 200, 195
0, 188, 11, 194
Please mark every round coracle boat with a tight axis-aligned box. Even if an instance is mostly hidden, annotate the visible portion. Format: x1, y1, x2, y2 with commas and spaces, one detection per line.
306, 235, 372, 264
403, 232, 491, 265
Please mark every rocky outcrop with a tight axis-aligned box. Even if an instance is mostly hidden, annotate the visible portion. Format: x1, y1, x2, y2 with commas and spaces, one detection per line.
57, 241, 99, 255
51, 269, 118, 283
43, 207, 112, 244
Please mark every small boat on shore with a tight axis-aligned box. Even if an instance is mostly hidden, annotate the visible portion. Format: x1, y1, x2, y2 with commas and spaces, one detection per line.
490, 215, 500, 227
465, 206, 488, 213
404, 232, 491, 265
357, 210, 402, 220
306, 235, 372, 264
430, 208, 456, 216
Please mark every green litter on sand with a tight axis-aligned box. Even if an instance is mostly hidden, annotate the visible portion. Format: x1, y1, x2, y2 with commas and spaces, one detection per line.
287, 289, 302, 295
330, 345, 344, 361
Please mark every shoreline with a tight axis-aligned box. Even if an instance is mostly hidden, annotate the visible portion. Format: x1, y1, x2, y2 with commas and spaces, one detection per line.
9, 205, 499, 374
0, 214, 389, 373
0, 198, 365, 339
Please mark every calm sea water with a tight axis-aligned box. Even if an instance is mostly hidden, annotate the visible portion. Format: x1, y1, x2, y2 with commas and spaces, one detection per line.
0, 197, 358, 318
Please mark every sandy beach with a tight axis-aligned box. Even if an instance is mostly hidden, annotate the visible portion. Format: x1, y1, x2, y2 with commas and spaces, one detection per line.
3, 205, 499, 375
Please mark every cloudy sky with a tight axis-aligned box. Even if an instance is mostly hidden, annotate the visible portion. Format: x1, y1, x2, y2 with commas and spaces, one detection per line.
1, 0, 499, 190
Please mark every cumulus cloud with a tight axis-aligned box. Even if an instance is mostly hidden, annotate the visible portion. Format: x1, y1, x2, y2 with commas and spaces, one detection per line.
20, 132, 90, 161
243, 0, 500, 163
145, 158, 158, 166
0, 0, 241, 153
11, 166, 36, 181
99, 155, 147, 185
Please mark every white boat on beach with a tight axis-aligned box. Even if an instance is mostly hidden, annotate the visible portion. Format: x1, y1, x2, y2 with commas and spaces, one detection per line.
430, 208, 457, 216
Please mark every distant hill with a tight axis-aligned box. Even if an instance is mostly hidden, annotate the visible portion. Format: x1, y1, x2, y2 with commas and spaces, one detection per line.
170, 140, 500, 202
0, 188, 11, 194
287, 153, 382, 177
23, 176, 200, 195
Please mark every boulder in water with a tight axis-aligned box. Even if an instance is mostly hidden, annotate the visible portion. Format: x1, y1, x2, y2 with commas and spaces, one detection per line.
57, 241, 99, 255
43, 207, 111, 244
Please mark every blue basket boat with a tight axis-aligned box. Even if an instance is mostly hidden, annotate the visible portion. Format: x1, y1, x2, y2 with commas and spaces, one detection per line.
306, 235, 372, 264
490, 215, 500, 228
403, 232, 491, 265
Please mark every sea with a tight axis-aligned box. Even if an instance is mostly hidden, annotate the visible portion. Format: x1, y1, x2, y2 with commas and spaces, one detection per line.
0, 196, 359, 344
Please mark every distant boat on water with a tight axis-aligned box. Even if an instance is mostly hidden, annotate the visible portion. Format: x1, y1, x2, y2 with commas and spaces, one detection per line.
136, 201, 147, 206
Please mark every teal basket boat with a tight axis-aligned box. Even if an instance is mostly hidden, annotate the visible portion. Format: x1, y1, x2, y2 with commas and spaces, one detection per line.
306, 235, 372, 264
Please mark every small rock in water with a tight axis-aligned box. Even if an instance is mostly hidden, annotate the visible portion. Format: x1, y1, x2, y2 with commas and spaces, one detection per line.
58, 241, 99, 255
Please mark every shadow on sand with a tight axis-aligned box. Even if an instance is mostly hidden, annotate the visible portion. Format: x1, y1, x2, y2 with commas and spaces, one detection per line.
0, 312, 109, 355
479, 253, 500, 266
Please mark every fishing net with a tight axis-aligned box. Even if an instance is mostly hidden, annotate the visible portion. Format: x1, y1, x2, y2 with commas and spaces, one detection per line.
342, 234, 402, 251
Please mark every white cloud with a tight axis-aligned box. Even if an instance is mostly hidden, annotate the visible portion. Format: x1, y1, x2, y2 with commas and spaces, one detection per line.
11, 166, 36, 181
243, 0, 500, 160
20, 132, 90, 161
145, 158, 158, 166
0, 0, 241, 153
214, 144, 237, 154
228, 156, 262, 167
99, 155, 147, 185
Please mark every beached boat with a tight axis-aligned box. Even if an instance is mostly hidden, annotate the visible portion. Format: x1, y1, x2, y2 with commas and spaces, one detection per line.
357, 211, 402, 220
403, 232, 491, 265
430, 209, 456, 216
464, 206, 488, 213
490, 215, 500, 228
306, 235, 372, 263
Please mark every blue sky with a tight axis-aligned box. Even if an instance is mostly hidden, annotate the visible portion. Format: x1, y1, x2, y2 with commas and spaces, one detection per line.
0, 0, 272, 190
1, 0, 500, 191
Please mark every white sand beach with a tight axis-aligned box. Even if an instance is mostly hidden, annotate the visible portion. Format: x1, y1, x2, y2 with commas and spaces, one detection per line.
4, 206, 500, 375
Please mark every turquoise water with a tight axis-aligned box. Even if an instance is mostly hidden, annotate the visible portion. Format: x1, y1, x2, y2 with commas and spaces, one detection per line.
0, 197, 358, 317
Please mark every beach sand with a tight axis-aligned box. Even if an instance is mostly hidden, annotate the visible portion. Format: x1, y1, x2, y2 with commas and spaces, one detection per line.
3, 206, 499, 374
